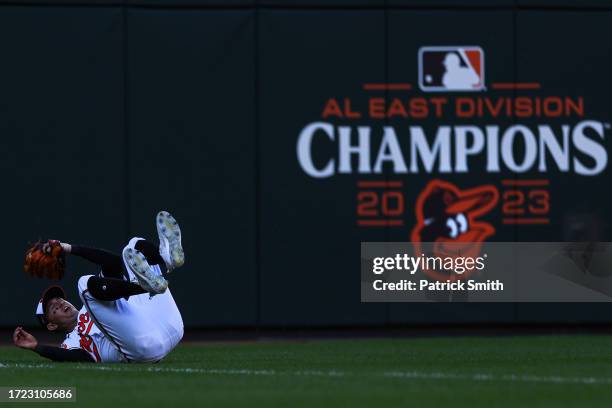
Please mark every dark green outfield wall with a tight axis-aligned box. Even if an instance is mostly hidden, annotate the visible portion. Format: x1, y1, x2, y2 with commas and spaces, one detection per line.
1, 0, 611, 327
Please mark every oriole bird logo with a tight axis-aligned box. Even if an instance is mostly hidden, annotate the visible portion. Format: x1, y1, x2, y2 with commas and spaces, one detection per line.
411, 179, 499, 281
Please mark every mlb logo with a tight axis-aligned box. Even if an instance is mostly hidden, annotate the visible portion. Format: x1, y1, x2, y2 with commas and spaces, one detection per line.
418, 46, 485, 92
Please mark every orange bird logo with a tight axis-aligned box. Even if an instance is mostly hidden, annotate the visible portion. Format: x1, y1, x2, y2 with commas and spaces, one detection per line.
411, 179, 499, 281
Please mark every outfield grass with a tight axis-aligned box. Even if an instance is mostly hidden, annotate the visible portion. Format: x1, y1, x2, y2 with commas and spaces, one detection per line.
1, 335, 612, 407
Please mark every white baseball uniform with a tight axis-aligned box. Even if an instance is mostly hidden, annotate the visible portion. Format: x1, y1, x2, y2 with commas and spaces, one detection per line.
61, 237, 184, 363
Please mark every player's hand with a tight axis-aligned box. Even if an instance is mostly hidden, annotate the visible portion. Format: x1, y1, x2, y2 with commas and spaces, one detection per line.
13, 327, 38, 350
43, 241, 71, 254
41, 242, 53, 254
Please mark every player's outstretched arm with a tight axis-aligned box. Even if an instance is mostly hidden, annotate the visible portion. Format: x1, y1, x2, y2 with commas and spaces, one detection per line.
57, 242, 124, 279
12, 327, 93, 363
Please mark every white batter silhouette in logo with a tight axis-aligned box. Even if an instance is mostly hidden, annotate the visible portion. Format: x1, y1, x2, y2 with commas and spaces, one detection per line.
442, 53, 480, 90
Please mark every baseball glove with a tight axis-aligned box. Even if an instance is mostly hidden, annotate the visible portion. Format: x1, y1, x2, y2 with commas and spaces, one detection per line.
24, 240, 65, 280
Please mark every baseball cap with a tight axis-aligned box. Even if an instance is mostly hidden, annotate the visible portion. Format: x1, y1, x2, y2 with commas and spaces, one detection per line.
35, 285, 66, 327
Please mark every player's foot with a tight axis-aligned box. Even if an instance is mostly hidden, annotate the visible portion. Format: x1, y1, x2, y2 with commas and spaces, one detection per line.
157, 210, 184, 272
122, 247, 168, 295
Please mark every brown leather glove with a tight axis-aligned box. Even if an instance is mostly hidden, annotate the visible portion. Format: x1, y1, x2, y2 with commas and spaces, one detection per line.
24, 240, 65, 280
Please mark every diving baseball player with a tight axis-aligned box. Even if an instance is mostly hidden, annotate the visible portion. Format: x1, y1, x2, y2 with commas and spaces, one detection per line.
13, 211, 185, 363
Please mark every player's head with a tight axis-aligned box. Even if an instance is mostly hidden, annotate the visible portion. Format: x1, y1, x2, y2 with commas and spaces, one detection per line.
35, 286, 78, 332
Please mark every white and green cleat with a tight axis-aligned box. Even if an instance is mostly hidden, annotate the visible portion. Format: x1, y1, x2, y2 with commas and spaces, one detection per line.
156, 210, 184, 272
122, 247, 168, 295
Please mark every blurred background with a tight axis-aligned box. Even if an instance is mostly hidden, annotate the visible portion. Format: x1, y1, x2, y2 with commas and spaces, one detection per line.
1, 0, 611, 331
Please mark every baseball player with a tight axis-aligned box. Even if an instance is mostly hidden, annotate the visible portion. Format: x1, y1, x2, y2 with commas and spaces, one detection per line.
13, 211, 185, 363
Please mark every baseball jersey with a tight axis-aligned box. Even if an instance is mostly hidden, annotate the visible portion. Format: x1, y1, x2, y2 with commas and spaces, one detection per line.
60, 306, 126, 363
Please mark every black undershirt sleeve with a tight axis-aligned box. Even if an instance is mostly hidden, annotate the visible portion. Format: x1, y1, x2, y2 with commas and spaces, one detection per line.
33, 345, 94, 363
70, 246, 124, 279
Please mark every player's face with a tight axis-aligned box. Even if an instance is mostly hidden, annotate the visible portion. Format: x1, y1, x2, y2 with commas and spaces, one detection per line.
46, 297, 78, 330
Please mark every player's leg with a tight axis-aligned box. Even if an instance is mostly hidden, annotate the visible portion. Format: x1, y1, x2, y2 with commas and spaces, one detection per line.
121, 209, 184, 294
118, 211, 183, 277
122, 237, 184, 357
77, 275, 165, 362
87, 276, 146, 301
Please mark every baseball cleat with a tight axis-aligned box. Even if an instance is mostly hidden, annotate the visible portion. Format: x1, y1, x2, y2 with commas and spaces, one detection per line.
157, 210, 184, 272
122, 247, 168, 295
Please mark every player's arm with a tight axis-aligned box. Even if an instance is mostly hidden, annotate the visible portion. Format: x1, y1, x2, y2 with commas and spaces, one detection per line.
60, 243, 121, 268
58, 243, 124, 278
12, 327, 94, 363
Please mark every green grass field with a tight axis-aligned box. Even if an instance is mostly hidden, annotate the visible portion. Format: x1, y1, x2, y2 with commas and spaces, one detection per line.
1, 335, 612, 407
